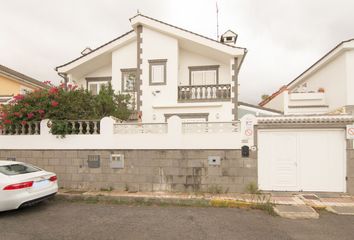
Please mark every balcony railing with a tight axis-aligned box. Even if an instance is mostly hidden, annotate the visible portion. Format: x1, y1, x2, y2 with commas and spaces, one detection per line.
178, 84, 231, 102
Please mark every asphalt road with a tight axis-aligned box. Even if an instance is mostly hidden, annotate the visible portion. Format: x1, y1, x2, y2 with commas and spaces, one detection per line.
1, 199, 354, 240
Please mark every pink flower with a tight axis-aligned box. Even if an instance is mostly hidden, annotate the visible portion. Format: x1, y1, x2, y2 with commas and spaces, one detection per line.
49, 87, 59, 95
4, 119, 12, 125
37, 109, 45, 114
51, 100, 59, 107
13, 94, 24, 101
27, 113, 34, 119
13, 112, 21, 117
43, 80, 51, 85
21, 120, 27, 125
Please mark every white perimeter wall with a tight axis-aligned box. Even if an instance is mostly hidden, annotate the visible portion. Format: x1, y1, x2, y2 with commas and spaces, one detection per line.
0, 117, 244, 150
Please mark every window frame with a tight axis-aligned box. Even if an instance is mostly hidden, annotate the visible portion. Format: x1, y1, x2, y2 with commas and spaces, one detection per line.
121, 68, 137, 92
188, 65, 220, 86
149, 59, 167, 86
86, 77, 112, 95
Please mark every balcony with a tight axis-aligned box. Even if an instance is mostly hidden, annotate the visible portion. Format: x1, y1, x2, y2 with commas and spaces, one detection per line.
178, 84, 231, 102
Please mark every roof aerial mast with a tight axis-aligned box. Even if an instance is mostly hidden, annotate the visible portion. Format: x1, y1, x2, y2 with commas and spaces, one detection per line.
216, 1, 219, 40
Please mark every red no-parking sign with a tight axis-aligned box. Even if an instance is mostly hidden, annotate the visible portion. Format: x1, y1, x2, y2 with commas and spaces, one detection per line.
347, 125, 354, 139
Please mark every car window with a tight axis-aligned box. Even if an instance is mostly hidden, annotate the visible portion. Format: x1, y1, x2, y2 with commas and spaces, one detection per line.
0, 164, 41, 176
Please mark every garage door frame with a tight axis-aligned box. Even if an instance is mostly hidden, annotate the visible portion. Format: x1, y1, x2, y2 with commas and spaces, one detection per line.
255, 116, 353, 193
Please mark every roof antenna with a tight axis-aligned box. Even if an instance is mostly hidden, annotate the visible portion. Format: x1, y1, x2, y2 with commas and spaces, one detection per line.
216, 1, 219, 40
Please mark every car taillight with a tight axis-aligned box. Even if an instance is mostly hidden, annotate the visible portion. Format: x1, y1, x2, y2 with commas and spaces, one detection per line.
49, 175, 57, 182
3, 181, 34, 190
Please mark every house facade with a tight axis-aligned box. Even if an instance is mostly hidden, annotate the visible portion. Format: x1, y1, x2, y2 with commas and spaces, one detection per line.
0, 65, 47, 105
259, 39, 354, 115
56, 14, 247, 123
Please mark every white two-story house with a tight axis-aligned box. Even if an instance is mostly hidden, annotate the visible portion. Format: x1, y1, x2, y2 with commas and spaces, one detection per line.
260, 39, 354, 115
55, 14, 247, 123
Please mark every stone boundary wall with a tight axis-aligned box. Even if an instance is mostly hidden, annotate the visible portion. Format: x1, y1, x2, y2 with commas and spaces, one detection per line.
348, 146, 354, 194
0, 150, 257, 193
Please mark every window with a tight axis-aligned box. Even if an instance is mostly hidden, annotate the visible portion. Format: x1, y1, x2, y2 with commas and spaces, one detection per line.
149, 59, 167, 85
86, 77, 111, 95
121, 69, 136, 92
0, 164, 40, 176
88, 82, 108, 95
189, 65, 219, 85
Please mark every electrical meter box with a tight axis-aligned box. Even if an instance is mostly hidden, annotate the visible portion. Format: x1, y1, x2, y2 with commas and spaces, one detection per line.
208, 156, 221, 166
110, 154, 124, 169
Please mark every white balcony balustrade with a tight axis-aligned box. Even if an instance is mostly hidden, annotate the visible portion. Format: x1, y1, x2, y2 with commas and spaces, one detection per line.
178, 84, 231, 102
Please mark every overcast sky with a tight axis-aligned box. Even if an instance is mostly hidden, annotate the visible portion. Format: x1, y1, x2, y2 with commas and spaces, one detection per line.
1, 0, 354, 104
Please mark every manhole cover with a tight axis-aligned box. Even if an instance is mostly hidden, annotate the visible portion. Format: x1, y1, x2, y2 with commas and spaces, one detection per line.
302, 194, 319, 200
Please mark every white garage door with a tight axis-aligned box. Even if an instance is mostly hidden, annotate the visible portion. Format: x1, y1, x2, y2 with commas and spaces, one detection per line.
258, 129, 346, 192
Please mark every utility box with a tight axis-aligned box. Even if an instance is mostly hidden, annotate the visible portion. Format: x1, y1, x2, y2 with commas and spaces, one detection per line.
208, 156, 221, 166
110, 154, 124, 169
87, 155, 100, 168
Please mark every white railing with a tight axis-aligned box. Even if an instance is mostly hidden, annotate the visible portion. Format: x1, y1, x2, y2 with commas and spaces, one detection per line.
0, 122, 41, 135
182, 121, 240, 134
114, 122, 168, 134
178, 84, 231, 102
63, 120, 100, 135
0, 117, 245, 150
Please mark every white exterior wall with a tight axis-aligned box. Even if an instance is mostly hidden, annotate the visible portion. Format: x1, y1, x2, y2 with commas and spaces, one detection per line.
140, 27, 234, 123
76, 64, 112, 89
112, 41, 137, 92
290, 53, 347, 112
178, 49, 230, 85
140, 27, 179, 122
263, 91, 285, 112
346, 50, 354, 106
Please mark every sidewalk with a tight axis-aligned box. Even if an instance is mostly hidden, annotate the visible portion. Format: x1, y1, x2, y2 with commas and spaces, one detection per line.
57, 189, 354, 219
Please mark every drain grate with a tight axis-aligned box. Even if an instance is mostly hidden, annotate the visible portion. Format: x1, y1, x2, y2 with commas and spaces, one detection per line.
302, 194, 319, 200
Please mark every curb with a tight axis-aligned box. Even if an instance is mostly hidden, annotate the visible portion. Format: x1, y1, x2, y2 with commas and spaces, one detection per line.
274, 205, 319, 219
55, 192, 276, 216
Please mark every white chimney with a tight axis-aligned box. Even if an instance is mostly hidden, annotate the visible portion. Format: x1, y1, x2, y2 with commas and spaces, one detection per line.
220, 30, 238, 46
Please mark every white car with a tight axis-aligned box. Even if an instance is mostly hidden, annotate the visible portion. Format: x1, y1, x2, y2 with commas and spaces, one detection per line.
0, 160, 58, 212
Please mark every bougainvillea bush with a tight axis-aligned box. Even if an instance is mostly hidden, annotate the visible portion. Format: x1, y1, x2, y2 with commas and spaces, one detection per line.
0, 82, 131, 135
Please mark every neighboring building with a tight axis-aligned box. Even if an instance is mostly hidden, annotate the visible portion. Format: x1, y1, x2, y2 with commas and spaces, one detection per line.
0, 64, 48, 105
238, 101, 281, 118
56, 14, 247, 122
259, 39, 354, 115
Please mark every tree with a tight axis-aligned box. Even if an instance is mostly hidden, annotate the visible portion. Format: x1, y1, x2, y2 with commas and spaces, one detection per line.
0, 82, 131, 136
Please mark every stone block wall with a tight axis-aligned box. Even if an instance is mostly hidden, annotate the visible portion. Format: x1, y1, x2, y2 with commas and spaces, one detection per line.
347, 146, 354, 194
0, 149, 257, 193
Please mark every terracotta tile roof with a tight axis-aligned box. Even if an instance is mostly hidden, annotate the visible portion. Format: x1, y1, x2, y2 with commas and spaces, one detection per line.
258, 85, 287, 106
0, 65, 48, 89
238, 101, 283, 114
